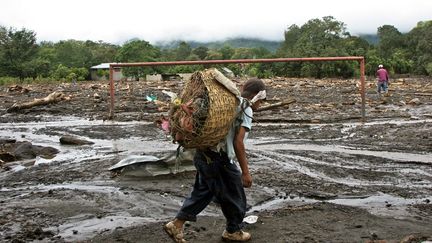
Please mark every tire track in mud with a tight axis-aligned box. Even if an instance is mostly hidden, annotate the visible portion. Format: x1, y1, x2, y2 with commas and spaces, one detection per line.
246, 139, 432, 218
0, 180, 222, 242
250, 146, 431, 187
254, 142, 432, 163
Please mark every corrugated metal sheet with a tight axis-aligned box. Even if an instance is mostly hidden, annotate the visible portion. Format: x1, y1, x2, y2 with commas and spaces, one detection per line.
90, 63, 119, 69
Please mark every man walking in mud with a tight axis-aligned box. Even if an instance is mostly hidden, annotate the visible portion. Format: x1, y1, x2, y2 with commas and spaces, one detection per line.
376, 64, 389, 95
164, 78, 267, 242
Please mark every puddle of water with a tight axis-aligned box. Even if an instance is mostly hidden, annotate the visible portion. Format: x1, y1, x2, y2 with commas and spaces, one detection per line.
250, 149, 432, 189
2, 116, 430, 172
46, 213, 156, 242
0, 115, 152, 128
0, 182, 121, 195
247, 191, 431, 219
41, 183, 121, 194
329, 193, 421, 207
99, 137, 177, 154
11, 165, 26, 172
256, 118, 432, 128
329, 193, 431, 218
253, 151, 380, 187
0, 116, 178, 171
399, 168, 432, 177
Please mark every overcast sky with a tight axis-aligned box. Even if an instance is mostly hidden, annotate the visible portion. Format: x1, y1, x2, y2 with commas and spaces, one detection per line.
1, 0, 431, 44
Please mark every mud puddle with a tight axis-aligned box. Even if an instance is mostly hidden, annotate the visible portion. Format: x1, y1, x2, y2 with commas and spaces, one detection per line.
250, 141, 432, 163
49, 213, 154, 242
0, 116, 177, 169
249, 190, 431, 219
0, 179, 222, 242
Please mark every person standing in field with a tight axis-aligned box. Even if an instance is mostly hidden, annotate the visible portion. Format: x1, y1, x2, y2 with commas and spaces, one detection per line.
164, 78, 267, 243
376, 64, 389, 94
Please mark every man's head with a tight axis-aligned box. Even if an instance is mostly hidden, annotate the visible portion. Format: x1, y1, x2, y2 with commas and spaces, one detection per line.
378, 64, 383, 69
241, 78, 266, 111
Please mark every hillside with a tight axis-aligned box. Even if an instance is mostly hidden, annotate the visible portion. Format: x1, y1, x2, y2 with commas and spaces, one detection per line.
156, 38, 282, 52
359, 34, 379, 45
156, 35, 380, 52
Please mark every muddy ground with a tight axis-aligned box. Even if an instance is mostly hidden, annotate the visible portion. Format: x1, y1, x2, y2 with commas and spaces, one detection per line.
0, 75, 431, 243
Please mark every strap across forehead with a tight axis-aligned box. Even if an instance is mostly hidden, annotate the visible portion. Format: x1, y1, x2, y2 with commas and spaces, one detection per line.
250, 90, 266, 104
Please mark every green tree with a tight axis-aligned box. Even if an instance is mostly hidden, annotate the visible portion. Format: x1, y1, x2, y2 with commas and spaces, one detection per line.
278, 24, 301, 57
294, 16, 348, 57
405, 20, 432, 74
27, 57, 51, 79
388, 49, 413, 74
251, 47, 271, 58
175, 41, 192, 60
97, 69, 109, 80
50, 65, 89, 81
219, 45, 235, 59
52, 40, 93, 68
159, 48, 176, 61
0, 26, 6, 77
186, 53, 200, 61
426, 62, 432, 76
35, 41, 57, 77
0, 26, 38, 80
232, 48, 255, 59
51, 64, 70, 81
343, 36, 370, 56
376, 25, 404, 58
71, 67, 89, 81
85, 40, 119, 66
192, 46, 209, 60
276, 16, 352, 78
116, 39, 161, 79
205, 50, 223, 60
365, 49, 384, 75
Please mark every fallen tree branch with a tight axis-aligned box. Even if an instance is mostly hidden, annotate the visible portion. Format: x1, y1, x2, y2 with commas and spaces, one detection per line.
7, 91, 70, 112
413, 93, 432, 96
256, 98, 296, 112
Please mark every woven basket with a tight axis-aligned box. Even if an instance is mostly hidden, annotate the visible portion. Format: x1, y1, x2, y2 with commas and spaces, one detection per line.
170, 69, 238, 149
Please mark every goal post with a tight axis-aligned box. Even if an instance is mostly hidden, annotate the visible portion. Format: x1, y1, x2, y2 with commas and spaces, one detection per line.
109, 56, 366, 120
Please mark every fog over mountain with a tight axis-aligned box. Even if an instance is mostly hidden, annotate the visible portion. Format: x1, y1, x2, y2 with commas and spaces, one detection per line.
1, 0, 431, 44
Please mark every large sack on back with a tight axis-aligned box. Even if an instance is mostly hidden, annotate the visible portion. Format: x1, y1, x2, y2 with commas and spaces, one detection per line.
169, 68, 239, 149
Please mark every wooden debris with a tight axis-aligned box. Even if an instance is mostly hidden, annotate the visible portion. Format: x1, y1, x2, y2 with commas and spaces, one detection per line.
59, 135, 94, 145
0, 152, 16, 162
414, 93, 432, 96
7, 91, 70, 112
0, 138, 16, 144
153, 100, 169, 111
8, 85, 30, 93
408, 98, 421, 105
256, 98, 296, 112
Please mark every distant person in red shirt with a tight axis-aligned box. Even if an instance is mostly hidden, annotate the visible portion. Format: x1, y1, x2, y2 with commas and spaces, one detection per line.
376, 64, 389, 94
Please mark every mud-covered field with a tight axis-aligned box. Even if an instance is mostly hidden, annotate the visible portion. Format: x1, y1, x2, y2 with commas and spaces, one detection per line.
0, 76, 431, 242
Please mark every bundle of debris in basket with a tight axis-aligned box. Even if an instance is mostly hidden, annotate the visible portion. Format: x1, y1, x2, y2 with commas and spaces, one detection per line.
168, 68, 240, 149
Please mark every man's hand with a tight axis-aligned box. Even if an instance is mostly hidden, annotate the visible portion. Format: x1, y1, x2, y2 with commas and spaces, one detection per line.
234, 126, 252, 188
242, 172, 252, 188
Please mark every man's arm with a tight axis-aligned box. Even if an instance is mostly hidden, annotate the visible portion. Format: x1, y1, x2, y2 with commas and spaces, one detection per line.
234, 126, 252, 188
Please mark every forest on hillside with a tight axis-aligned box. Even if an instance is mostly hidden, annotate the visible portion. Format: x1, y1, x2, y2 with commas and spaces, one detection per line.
0, 16, 431, 83
156, 38, 282, 52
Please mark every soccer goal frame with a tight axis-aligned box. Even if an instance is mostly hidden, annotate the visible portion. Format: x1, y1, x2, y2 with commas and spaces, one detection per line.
108, 56, 366, 120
